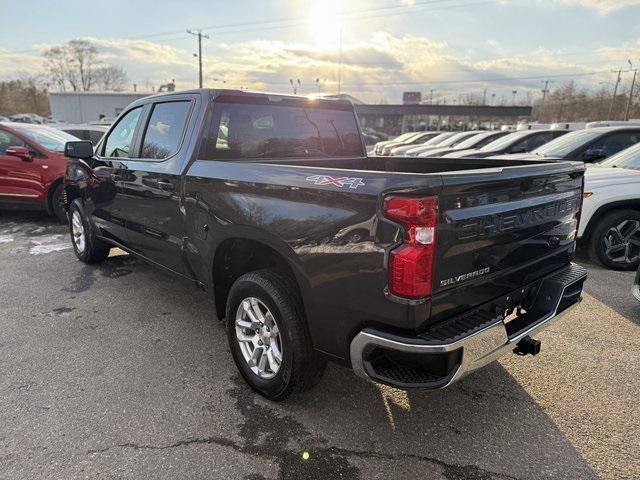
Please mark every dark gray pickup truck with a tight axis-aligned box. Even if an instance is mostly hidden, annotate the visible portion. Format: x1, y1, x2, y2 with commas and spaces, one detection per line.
63, 89, 587, 400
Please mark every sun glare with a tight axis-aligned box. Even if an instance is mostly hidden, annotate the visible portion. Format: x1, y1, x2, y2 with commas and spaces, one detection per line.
307, 0, 342, 49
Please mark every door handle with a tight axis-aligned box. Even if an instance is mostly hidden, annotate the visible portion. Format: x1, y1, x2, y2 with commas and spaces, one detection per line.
156, 180, 174, 190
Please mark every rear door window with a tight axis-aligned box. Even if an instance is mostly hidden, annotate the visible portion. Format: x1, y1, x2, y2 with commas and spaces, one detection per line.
200, 101, 363, 159
103, 107, 142, 158
140, 101, 191, 159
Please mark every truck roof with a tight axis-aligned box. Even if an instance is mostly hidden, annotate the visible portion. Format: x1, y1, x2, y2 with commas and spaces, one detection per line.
131, 88, 354, 109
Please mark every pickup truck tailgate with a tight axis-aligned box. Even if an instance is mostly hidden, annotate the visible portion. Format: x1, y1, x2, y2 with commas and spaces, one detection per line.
431, 162, 583, 323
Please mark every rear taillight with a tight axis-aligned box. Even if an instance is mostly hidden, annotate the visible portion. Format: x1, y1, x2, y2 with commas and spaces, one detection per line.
383, 195, 438, 299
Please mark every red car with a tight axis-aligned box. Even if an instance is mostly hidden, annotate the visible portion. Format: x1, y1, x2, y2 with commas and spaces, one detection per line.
0, 122, 79, 222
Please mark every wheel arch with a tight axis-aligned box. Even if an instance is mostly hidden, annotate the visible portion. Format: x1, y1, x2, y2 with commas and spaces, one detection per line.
211, 235, 310, 325
581, 200, 640, 243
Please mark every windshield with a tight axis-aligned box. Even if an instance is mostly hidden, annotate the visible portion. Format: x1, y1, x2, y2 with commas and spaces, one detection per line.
532, 129, 602, 157
440, 131, 481, 148
452, 132, 489, 150
413, 132, 438, 144
598, 142, 640, 170
479, 130, 531, 152
394, 132, 420, 143
422, 132, 456, 146
12, 125, 79, 152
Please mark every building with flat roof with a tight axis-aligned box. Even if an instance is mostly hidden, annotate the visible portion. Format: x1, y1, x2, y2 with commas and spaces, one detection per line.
49, 92, 150, 123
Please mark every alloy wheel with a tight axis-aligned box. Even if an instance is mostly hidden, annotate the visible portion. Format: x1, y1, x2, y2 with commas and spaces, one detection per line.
235, 297, 283, 379
602, 219, 640, 265
71, 210, 86, 254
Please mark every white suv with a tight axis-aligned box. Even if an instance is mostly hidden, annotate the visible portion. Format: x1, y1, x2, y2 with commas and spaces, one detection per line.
580, 143, 640, 270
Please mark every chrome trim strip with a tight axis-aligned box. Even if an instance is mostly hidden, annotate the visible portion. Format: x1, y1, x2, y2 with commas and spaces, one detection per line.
350, 263, 586, 389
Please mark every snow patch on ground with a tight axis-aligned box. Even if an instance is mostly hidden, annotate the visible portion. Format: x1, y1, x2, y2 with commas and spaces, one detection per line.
28, 234, 71, 255
0, 235, 14, 243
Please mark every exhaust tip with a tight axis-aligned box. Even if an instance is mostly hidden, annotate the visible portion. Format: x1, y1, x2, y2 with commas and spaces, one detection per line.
513, 336, 541, 356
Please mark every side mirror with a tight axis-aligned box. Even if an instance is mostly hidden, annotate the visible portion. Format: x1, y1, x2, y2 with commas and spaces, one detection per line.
64, 140, 94, 159
509, 146, 527, 154
583, 148, 607, 162
5, 146, 33, 161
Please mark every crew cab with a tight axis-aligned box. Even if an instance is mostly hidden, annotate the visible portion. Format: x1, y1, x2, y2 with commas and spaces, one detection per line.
579, 142, 640, 270
0, 122, 78, 221
63, 89, 587, 400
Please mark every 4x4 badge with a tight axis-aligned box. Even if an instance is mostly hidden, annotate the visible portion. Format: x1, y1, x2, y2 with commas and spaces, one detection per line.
305, 175, 365, 189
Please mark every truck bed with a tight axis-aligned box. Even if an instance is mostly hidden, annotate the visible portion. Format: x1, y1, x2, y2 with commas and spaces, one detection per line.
255, 154, 559, 174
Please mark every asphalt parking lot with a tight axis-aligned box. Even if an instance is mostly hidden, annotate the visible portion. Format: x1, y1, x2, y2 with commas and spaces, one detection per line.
0, 212, 638, 480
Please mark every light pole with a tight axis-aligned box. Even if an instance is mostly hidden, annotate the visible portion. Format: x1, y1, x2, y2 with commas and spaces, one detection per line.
512, 90, 518, 105
289, 79, 301, 94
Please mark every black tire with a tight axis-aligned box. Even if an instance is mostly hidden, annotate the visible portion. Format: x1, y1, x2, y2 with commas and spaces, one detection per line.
68, 199, 111, 264
589, 209, 640, 270
50, 183, 67, 224
226, 269, 326, 400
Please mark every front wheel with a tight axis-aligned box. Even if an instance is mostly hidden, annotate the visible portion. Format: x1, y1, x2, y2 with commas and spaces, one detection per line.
68, 199, 111, 264
589, 209, 640, 270
51, 183, 67, 224
226, 269, 326, 400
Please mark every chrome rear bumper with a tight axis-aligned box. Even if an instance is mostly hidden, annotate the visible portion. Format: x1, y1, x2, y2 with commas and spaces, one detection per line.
350, 263, 587, 390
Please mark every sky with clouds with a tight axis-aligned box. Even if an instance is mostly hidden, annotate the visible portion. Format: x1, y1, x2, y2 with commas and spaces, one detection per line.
1, 0, 640, 103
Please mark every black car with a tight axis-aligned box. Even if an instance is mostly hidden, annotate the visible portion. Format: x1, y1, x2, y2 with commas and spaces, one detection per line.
633, 266, 640, 302
442, 129, 567, 159
496, 126, 640, 163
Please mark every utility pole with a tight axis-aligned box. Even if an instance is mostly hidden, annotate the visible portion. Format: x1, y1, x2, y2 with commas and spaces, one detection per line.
512, 90, 517, 105
482, 88, 487, 105
608, 69, 622, 120
187, 29, 210, 88
625, 60, 637, 121
429, 89, 434, 104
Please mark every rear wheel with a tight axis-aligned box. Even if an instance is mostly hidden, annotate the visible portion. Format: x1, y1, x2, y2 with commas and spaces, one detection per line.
69, 199, 110, 264
589, 209, 640, 270
226, 269, 326, 400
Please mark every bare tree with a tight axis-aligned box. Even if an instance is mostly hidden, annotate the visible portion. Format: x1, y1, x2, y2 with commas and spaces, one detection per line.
68, 40, 98, 91
43, 39, 128, 92
95, 65, 128, 91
